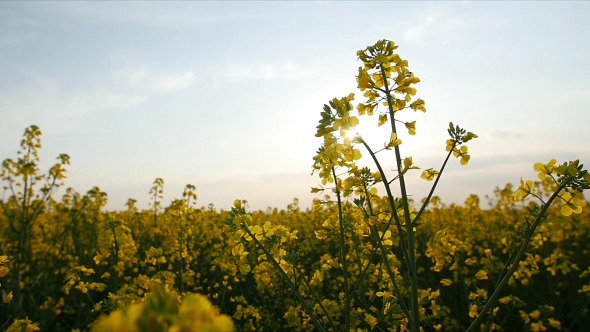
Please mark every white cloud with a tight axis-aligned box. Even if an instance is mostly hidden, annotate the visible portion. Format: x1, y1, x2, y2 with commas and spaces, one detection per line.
0, 72, 146, 139
61, 91, 146, 117
117, 66, 196, 93
49, 2, 253, 28
149, 71, 195, 92
488, 130, 523, 140
221, 60, 314, 82
401, 6, 510, 45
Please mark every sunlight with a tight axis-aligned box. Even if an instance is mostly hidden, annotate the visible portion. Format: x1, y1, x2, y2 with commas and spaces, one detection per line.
342, 128, 360, 141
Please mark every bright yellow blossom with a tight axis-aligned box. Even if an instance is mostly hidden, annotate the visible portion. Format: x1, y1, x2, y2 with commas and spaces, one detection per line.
5, 319, 40, 332
405, 121, 416, 135
376, 290, 395, 301
446, 139, 455, 152
385, 133, 402, 149
409, 98, 426, 112
440, 279, 453, 286
475, 270, 488, 280
530, 322, 546, 332
453, 145, 471, 165
401, 157, 419, 174
469, 304, 479, 318
548, 318, 561, 328
514, 178, 534, 201
3, 291, 12, 303
421, 168, 439, 181
559, 191, 583, 216
534, 159, 557, 180
0, 266, 8, 278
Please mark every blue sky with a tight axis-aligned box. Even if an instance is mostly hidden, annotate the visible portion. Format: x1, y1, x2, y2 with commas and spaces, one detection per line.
1, 1, 589, 211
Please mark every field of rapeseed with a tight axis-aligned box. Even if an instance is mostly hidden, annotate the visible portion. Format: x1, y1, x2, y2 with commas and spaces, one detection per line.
1, 40, 589, 331
1, 173, 588, 331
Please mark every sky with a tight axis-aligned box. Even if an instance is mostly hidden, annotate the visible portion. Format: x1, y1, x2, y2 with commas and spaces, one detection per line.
1, 1, 589, 211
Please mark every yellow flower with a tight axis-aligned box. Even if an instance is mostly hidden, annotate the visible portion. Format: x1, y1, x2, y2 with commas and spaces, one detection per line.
440, 279, 453, 286
446, 139, 455, 152
530, 322, 546, 332
177, 294, 235, 332
315, 230, 328, 240
428, 289, 440, 300
378, 230, 393, 246
401, 157, 419, 174
409, 98, 426, 112
3, 291, 12, 303
469, 304, 479, 318
453, 145, 471, 165
534, 159, 557, 180
385, 133, 402, 149
312, 199, 323, 210
421, 168, 439, 181
92, 288, 234, 332
514, 178, 534, 201
372, 72, 386, 88
463, 132, 478, 142
249, 225, 264, 241
405, 121, 416, 135
376, 290, 395, 301
357, 68, 374, 91
578, 285, 590, 294
475, 270, 488, 280
548, 318, 561, 328
5, 319, 40, 332
364, 313, 378, 329
559, 191, 583, 216
529, 309, 541, 320
0, 266, 8, 278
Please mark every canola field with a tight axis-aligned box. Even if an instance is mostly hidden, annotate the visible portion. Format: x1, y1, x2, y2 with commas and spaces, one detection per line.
1, 178, 588, 331
2, 39, 589, 331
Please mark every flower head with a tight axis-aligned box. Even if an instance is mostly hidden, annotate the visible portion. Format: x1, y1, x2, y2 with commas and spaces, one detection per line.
534, 159, 557, 180
514, 178, 534, 201
559, 191, 583, 216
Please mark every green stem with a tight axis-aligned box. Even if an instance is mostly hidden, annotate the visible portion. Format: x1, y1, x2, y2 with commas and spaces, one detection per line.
332, 167, 351, 331
359, 180, 410, 318
360, 139, 410, 272
380, 67, 420, 331
412, 142, 457, 227
360, 137, 415, 329
294, 264, 338, 331
241, 226, 327, 332
465, 185, 565, 332
371, 224, 410, 319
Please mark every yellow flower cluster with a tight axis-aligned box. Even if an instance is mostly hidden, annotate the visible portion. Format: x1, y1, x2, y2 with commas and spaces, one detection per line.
91, 287, 233, 332
0, 172, 586, 330
515, 159, 589, 216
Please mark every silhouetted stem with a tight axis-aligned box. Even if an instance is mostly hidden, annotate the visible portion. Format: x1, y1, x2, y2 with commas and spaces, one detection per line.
332, 167, 351, 331
465, 185, 565, 332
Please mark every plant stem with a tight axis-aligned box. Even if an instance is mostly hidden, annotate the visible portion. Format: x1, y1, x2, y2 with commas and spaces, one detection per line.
332, 167, 351, 331
412, 143, 456, 227
465, 185, 565, 331
381, 67, 420, 331
241, 226, 327, 332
